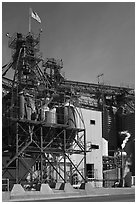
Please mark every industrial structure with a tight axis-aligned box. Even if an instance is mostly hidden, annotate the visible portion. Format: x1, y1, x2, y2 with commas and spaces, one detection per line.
2, 30, 135, 191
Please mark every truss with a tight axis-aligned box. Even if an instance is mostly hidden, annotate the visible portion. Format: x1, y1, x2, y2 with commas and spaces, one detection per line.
2, 31, 135, 190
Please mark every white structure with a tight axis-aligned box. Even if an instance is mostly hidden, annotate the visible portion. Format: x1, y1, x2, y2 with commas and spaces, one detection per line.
49, 107, 105, 187
72, 107, 104, 187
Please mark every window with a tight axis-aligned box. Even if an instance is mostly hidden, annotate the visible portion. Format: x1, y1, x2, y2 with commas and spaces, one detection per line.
90, 120, 95, 125
86, 164, 94, 178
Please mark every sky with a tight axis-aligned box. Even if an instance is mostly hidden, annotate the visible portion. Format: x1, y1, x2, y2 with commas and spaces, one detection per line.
2, 2, 135, 88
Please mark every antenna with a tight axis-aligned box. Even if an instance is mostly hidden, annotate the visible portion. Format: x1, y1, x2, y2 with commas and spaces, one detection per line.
97, 73, 104, 84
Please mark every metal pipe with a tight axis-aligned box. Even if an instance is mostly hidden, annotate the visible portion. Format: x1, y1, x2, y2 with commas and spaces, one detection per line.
16, 122, 19, 184
64, 129, 66, 183
40, 125, 43, 183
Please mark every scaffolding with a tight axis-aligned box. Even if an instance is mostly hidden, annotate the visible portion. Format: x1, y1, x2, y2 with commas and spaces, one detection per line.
2, 31, 135, 190
2, 32, 87, 190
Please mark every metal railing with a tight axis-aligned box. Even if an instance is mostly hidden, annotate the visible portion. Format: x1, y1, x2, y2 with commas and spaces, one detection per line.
2, 178, 10, 191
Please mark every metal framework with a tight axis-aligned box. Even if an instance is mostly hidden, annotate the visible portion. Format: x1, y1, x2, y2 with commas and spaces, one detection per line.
2, 31, 135, 190
2, 32, 87, 189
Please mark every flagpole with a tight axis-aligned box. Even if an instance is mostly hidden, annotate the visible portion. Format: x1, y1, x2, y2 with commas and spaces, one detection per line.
29, 8, 31, 33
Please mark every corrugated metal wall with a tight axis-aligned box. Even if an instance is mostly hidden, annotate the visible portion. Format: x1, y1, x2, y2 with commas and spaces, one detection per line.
102, 107, 117, 155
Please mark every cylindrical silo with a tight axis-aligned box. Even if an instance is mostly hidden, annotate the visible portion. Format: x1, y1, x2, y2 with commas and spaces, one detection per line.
56, 105, 77, 149
45, 108, 56, 124
56, 104, 76, 127
64, 106, 76, 128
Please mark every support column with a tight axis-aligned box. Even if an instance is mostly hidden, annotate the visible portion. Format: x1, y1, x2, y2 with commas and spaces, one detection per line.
121, 149, 123, 187
70, 163, 73, 185
83, 129, 87, 183
56, 156, 58, 182
16, 122, 19, 184
64, 129, 66, 183
40, 125, 43, 183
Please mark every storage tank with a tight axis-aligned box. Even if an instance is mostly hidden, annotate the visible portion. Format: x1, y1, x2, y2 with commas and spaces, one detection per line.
40, 105, 49, 121
64, 106, 76, 127
56, 105, 77, 149
56, 105, 76, 126
45, 108, 57, 124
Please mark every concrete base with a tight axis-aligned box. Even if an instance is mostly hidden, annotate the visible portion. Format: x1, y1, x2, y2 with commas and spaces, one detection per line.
11, 184, 25, 196
85, 182, 95, 194
64, 183, 75, 193
40, 183, 54, 194
55, 182, 76, 193
3, 187, 135, 202
2, 192, 10, 201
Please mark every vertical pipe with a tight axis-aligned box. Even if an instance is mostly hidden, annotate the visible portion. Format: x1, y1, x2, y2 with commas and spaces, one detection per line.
16, 122, 19, 184
16, 60, 20, 184
64, 129, 66, 183
7, 178, 9, 192
29, 8, 32, 33
19, 93, 24, 119
56, 156, 58, 182
40, 125, 43, 183
70, 163, 72, 185
121, 150, 123, 187
83, 129, 87, 183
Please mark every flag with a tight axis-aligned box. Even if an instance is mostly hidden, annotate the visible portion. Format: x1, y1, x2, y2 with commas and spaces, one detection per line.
31, 9, 41, 23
